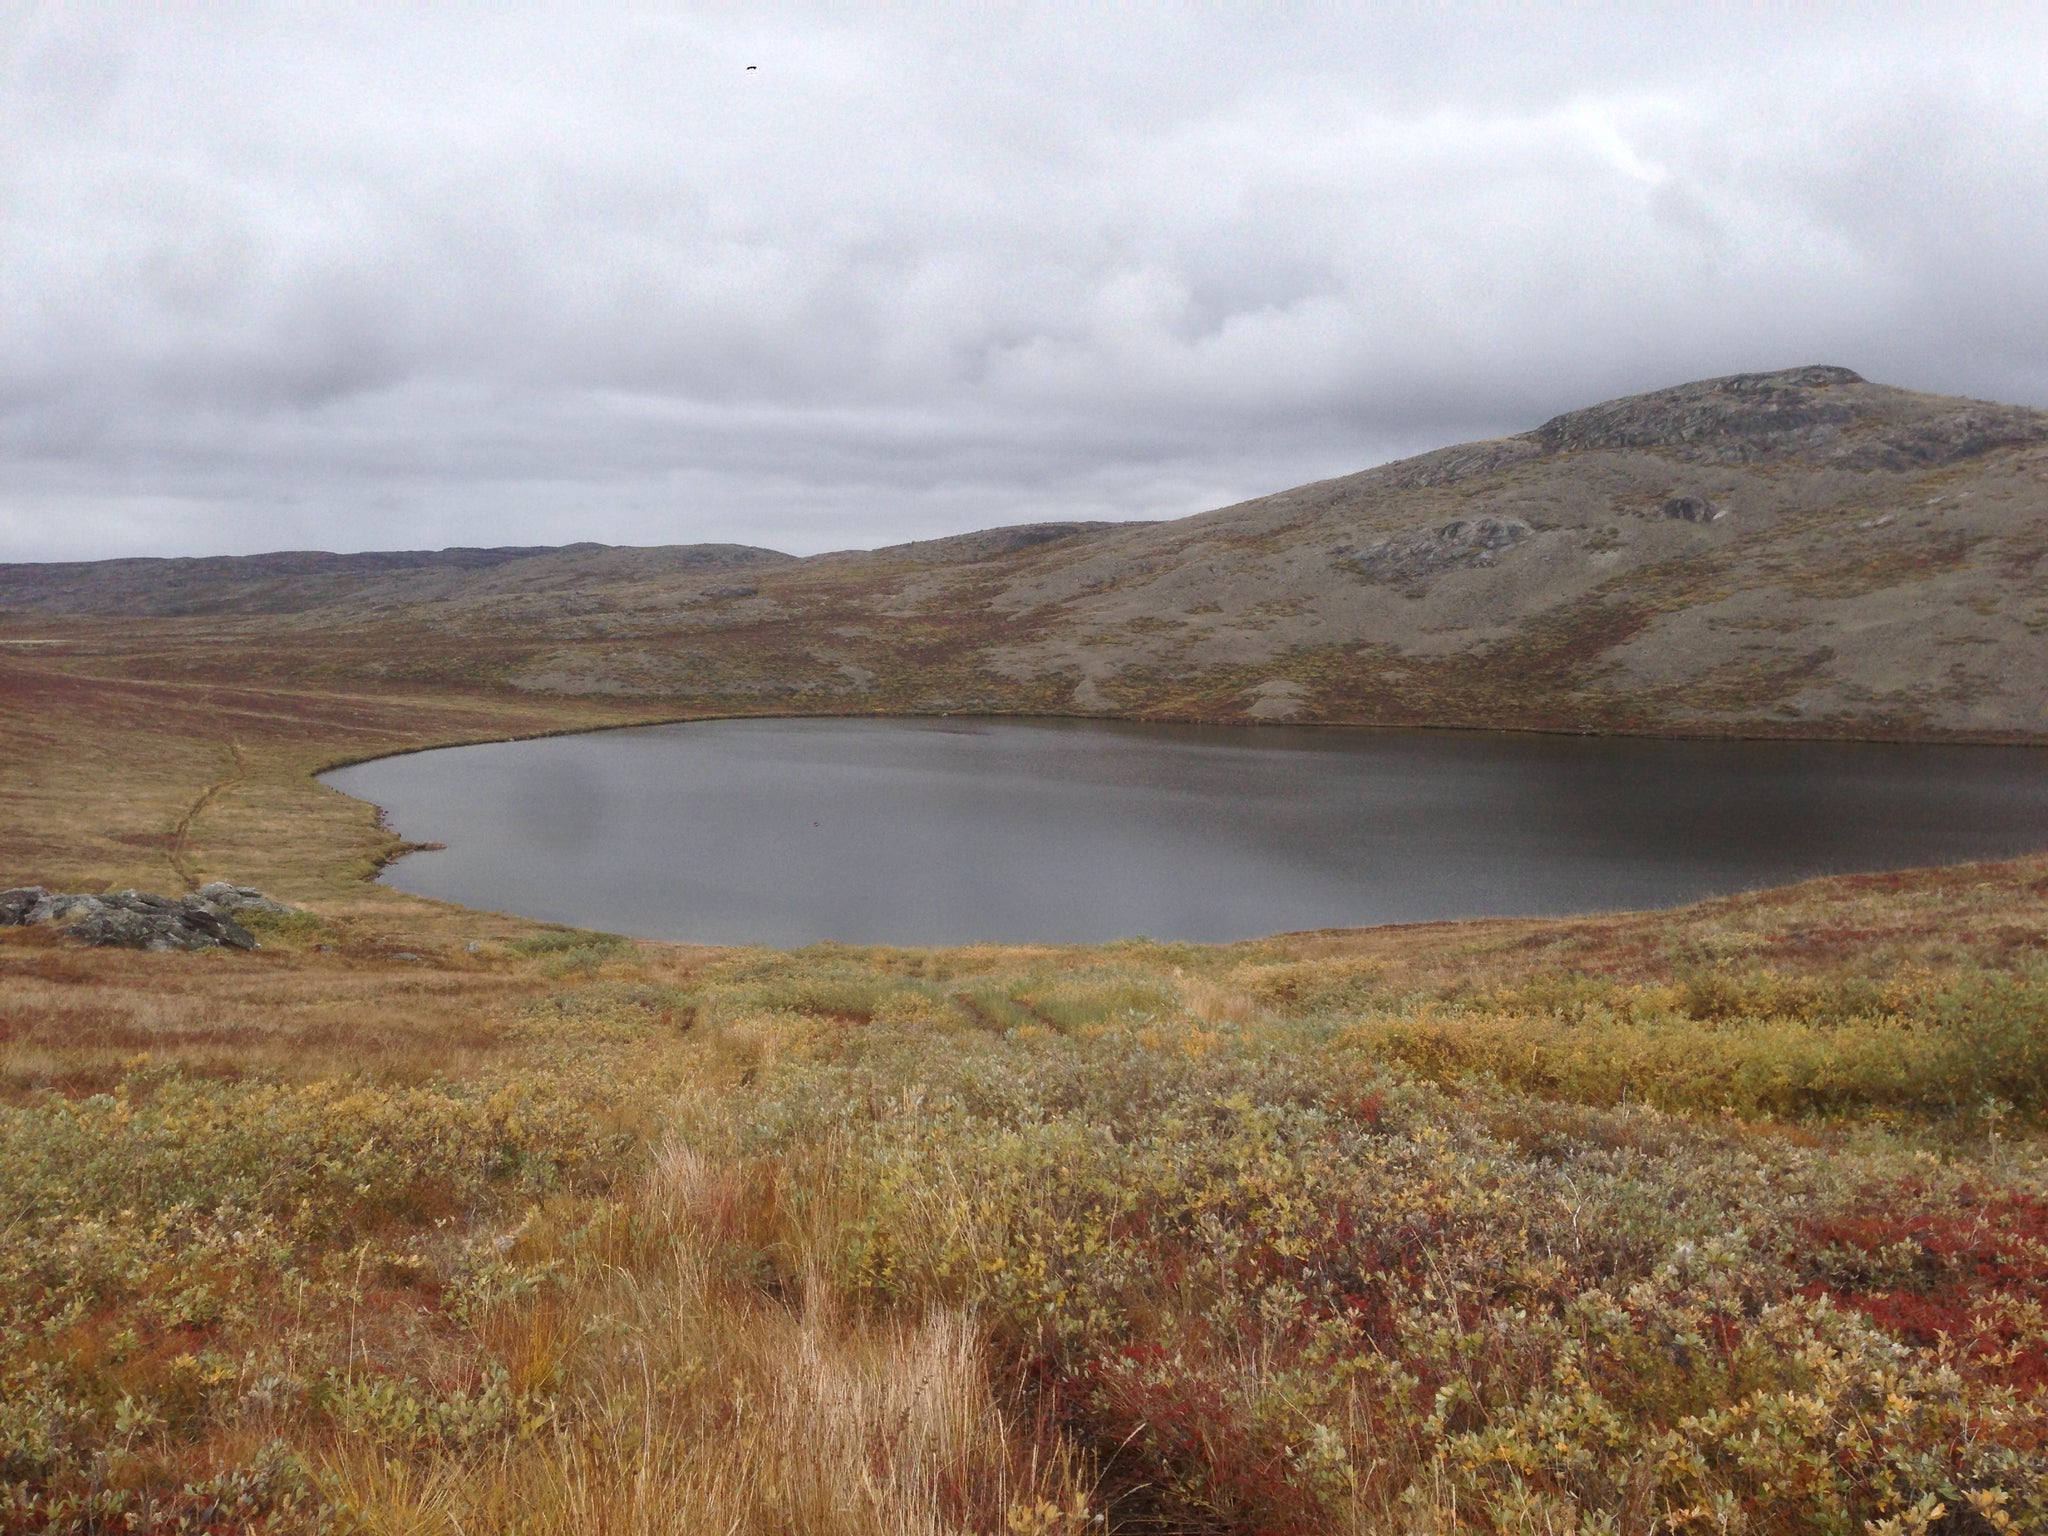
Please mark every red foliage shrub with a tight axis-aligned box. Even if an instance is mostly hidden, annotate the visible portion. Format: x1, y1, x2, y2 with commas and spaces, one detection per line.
1803, 1186, 2048, 1390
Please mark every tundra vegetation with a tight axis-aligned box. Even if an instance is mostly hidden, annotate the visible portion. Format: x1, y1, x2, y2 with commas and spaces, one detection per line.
3, 854, 2047, 1534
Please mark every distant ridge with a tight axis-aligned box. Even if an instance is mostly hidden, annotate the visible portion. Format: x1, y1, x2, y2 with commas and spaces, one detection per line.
0, 543, 791, 618
5, 367, 2045, 740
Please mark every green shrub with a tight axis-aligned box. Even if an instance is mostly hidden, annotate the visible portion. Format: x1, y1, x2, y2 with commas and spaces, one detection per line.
506, 928, 631, 958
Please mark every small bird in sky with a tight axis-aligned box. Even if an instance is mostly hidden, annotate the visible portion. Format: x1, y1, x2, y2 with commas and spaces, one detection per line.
745, 65, 757, 71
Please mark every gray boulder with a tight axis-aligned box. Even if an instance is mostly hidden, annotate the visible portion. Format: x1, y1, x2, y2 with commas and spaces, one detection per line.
0, 887, 45, 925
0, 883, 289, 950
194, 881, 293, 914
0, 888, 99, 925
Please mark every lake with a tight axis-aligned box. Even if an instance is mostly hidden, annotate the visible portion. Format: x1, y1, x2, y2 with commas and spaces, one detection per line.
320, 717, 2048, 945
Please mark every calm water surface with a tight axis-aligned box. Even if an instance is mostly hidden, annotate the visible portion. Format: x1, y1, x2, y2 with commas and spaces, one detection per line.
321, 718, 2048, 944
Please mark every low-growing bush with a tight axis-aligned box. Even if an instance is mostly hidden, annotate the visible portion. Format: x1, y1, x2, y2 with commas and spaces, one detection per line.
503, 928, 631, 958
235, 906, 332, 945
1343, 965, 2048, 1123
7, 897, 2048, 1532
0, 1036, 640, 1527
658, 1011, 2048, 1531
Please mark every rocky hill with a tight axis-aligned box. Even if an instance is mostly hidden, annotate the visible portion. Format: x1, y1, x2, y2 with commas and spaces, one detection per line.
5, 366, 2046, 740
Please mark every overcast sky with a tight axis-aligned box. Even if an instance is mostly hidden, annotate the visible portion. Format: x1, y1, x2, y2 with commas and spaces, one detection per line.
4, 3, 2046, 563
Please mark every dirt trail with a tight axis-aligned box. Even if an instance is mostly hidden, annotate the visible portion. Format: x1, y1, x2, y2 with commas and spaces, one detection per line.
166, 739, 247, 891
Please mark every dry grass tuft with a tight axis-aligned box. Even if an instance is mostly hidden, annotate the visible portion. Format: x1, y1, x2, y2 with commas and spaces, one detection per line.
322, 1129, 1086, 1536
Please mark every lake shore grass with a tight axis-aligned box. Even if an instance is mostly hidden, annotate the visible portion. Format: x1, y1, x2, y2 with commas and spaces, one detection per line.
4, 651, 2048, 1531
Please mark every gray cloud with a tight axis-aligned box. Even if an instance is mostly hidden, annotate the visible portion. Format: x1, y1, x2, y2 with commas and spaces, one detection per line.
3, 2, 2046, 561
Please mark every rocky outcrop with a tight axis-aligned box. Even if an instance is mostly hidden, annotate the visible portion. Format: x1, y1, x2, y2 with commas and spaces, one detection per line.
1336, 516, 1534, 585
0, 882, 291, 950
191, 881, 294, 914
1527, 365, 2045, 469
1535, 366, 1867, 460
1662, 495, 1725, 523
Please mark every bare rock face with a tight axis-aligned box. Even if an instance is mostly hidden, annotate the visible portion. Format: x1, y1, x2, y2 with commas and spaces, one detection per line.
1840, 407, 2048, 471
1535, 366, 1868, 460
1337, 516, 1534, 584
1526, 365, 2045, 470
0, 883, 291, 950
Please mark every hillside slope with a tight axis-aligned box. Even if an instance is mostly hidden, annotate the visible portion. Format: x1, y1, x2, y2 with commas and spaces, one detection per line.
5, 365, 2045, 739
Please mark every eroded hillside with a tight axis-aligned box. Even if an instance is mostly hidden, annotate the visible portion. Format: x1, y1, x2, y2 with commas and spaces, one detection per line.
6, 365, 2046, 739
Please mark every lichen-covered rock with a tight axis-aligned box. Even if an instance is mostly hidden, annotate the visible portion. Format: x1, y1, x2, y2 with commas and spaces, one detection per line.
194, 881, 293, 914
1527, 365, 2047, 470
1337, 515, 1534, 585
0, 883, 288, 950
1535, 366, 1868, 460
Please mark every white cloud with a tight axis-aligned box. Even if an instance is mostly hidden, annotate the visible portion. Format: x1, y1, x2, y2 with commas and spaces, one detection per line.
2, 2, 2045, 560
